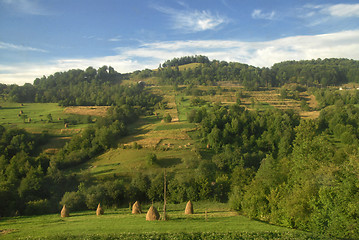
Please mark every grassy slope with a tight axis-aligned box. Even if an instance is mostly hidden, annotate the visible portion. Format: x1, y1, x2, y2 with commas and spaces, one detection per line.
0, 202, 300, 240
69, 82, 320, 179
0, 102, 91, 135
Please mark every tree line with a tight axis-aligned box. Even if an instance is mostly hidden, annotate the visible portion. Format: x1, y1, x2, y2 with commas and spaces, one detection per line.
0, 66, 131, 105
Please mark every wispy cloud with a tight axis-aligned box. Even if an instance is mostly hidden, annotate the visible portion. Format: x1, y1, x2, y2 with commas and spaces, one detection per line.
300, 3, 359, 26
1, 0, 50, 15
153, 5, 228, 33
108, 36, 122, 42
251, 9, 276, 20
0, 41, 47, 53
2, 30, 359, 85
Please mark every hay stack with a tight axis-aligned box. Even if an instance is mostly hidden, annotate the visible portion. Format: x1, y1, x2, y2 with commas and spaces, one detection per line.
185, 200, 193, 214
96, 203, 104, 216
146, 205, 160, 221
132, 201, 141, 214
61, 205, 69, 217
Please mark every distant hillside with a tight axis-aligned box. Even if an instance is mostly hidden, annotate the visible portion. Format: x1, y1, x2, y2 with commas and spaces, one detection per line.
1, 56, 359, 104
137, 56, 359, 89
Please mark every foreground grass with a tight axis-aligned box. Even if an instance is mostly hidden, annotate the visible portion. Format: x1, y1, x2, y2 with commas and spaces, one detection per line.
0, 203, 321, 240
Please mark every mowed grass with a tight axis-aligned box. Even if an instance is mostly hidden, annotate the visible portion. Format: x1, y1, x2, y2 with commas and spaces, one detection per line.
0, 202, 298, 240
0, 102, 91, 135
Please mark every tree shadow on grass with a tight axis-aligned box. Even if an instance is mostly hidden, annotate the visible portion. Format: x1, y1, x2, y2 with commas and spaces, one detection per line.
92, 169, 115, 175
2, 107, 22, 110
157, 158, 182, 168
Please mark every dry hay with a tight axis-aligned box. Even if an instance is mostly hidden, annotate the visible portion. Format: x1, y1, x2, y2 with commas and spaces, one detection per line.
1, 229, 15, 235
307, 94, 319, 109
146, 205, 160, 221
132, 201, 141, 214
185, 200, 194, 214
63, 106, 110, 117
96, 203, 104, 216
43, 148, 59, 155
300, 111, 320, 119
61, 205, 69, 217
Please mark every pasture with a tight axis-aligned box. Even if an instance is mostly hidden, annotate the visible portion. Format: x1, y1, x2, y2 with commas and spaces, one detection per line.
0, 102, 93, 135
0, 202, 317, 240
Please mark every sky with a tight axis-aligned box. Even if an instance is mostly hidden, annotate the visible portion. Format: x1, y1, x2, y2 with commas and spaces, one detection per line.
1, 0, 359, 85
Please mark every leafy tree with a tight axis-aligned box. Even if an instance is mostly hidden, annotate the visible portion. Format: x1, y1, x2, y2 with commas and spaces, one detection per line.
163, 113, 172, 123
146, 153, 158, 166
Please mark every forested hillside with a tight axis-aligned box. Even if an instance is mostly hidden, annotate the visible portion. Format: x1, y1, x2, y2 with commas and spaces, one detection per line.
1, 57, 359, 103
1, 56, 359, 239
144, 56, 359, 89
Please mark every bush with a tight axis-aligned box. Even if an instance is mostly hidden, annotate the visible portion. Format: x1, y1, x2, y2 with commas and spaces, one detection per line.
60, 191, 86, 211
84, 185, 106, 209
146, 153, 158, 166
24, 199, 51, 215
163, 113, 172, 123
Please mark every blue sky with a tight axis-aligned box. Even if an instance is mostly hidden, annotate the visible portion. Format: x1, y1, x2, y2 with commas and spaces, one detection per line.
1, 0, 359, 85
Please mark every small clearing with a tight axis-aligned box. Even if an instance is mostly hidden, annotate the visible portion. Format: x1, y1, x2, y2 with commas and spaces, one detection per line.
64, 106, 110, 117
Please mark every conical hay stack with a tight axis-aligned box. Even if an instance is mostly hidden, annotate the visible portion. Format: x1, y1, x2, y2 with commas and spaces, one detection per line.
96, 203, 104, 216
61, 205, 69, 217
185, 200, 193, 214
146, 205, 160, 221
132, 201, 141, 214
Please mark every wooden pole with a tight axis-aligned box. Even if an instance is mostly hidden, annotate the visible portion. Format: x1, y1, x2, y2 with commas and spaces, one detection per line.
163, 169, 167, 221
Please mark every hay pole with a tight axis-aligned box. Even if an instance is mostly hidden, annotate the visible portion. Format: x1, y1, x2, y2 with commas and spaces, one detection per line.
162, 168, 167, 221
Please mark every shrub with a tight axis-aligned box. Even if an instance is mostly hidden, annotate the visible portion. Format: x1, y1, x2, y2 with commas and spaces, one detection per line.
163, 113, 172, 123
60, 191, 86, 211
146, 153, 158, 166
24, 199, 51, 215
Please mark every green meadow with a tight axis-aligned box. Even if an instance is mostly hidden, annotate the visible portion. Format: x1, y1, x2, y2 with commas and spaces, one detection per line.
0, 102, 91, 135
0, 202, 319, 240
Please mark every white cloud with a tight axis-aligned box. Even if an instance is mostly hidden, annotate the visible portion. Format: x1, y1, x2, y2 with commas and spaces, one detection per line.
0, 41, 48, 53
252, 9, 276, 20
326, 4, 359, 17
153, 5, 227, 32
1, 30, 359, 85
302, 3, 359, 22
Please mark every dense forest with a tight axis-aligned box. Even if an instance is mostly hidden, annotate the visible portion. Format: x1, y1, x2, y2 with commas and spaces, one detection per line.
1, 56, 359, 239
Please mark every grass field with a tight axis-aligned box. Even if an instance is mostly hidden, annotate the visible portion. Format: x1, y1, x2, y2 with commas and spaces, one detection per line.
0, 102, 93, 135
0, 202, 308, 240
